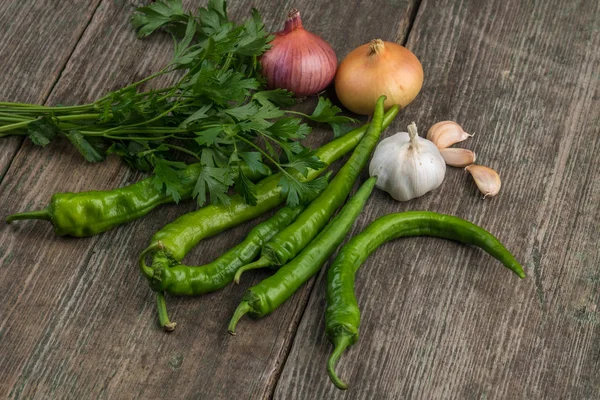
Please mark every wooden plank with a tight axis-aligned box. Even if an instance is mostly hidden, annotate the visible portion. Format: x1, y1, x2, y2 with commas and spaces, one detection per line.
0, 0, 418, 399
0, 0, 102, 181
0, 0, 183, 397
274, 0, 600, 398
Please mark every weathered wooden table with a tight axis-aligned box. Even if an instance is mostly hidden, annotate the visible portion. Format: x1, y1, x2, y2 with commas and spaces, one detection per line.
1, 0, 598, 398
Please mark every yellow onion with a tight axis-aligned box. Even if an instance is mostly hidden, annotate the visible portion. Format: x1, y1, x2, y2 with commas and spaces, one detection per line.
335, 39, 423, 115
260, 9, 337, 97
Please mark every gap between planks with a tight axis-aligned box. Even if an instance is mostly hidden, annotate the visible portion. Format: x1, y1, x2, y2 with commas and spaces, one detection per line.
0, 0, 104, 185
264, 2, 425, 397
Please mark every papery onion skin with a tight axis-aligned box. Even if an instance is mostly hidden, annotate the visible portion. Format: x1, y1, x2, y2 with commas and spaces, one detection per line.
260, 9, 337, 97
335, 39, 423, 115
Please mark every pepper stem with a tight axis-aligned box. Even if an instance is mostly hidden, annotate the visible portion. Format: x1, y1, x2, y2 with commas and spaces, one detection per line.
156, 292, 176, 332
228, 301, 251, 335
233, 257, 272, 284
6, 209, 51, 223
327, 335, 352, 390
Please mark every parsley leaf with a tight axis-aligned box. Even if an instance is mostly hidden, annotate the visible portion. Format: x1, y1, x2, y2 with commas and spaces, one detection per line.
253, 89, 296, 108
267, 117, 311, 140
279, 174, 329, 207
239, 151, 270, 176
131, 0, 187, 38
305, 97, 357, 137
27, 117, 59, 147
194, 126, 223, 146
235, 9, 273, 56
65, 130, 105, 162
282, 149, 326, 177
235, 169, 257, 205
193, 166, 234, 206
179, 104, 211, 128
152, 159, 187, 203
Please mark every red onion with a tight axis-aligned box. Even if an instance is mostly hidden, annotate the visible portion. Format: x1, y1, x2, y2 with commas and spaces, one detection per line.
260, 9, 337, 97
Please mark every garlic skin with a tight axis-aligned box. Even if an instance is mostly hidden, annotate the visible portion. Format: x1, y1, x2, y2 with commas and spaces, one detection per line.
369, 122, 446, 201
440, 148, 476, 167
426, 121, 473, 149
465, 165, 501, 198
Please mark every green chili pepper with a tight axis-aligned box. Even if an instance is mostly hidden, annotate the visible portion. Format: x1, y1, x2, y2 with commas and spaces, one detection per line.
228, 177, 377, 334
5, 163, 268, 237
139, 202, 308, 330
138, 174, 331, 330
325, 211, 526, 390
233, 97, 393, 283
143, 104, 399, 268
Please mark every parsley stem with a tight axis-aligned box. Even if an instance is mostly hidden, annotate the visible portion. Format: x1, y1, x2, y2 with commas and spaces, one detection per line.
154, 70, 192, 103
0, 120, 40, 132
0, 102, 95, 112
221, 53, 234, 71
0, 113, 101, 133
91, 133, 174, 141
283, 110, 310, 118
0, 116, 33, 123
0, 131, 26, 137
256, 130, 286, 148
0, 112, 35, 120
55, 113, 102, 121
235, 135, 295, 181
93, 68, 172, 104
162, 143, 201, 160
94, 101, 186, 136
77, 127, 189, 137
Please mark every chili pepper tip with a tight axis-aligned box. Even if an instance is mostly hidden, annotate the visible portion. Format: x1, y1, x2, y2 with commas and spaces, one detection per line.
228, 301, 251, 335
513, 263, 526, 279
327, 335, 352, 390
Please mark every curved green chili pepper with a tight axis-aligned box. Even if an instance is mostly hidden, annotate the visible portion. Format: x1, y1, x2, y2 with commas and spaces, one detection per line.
142, 105, 399, 268
5, 163, 268, 237
228, 177, 377, 334
233, 97, 393, 283
139, 191, 325, 330
325, 211, 526, 389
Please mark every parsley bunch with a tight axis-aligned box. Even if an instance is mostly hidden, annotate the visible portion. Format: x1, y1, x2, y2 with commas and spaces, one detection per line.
0, 0, 355, 206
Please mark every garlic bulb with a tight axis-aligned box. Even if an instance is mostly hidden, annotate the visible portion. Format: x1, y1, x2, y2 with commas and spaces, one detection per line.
426, 121, 473, 149
465, 165, 501, 198
369, 122, 446, 201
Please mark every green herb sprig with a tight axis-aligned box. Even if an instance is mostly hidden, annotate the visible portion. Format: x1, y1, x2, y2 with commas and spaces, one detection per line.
0, 0, 355, 207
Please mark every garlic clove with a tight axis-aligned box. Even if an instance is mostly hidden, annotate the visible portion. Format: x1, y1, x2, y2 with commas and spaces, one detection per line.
426, 121, 473, 149
440, 148, 476, 168
465, 165, 501, 198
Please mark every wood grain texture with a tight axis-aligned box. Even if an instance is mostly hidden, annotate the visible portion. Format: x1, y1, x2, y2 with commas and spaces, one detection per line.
1, 0, 598, 398
0, 0, 102, 181
274, 0, 600, 398
0, 1, 417, 399
0, 0, 186, 397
